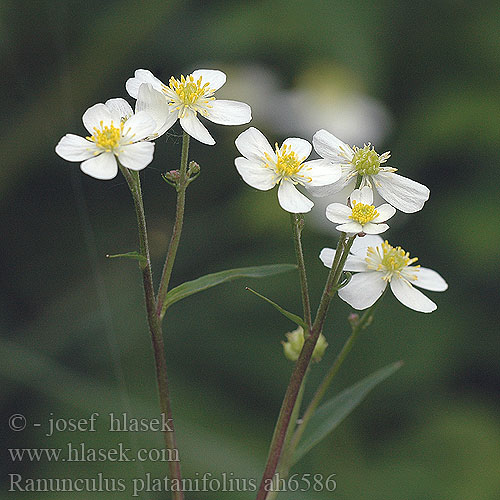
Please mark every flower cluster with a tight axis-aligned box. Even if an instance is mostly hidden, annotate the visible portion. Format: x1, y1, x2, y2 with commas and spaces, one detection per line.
234, 127, 446, 313
56, 68, 252, 179
56, 66, 446, 314
308, 131, 447, 313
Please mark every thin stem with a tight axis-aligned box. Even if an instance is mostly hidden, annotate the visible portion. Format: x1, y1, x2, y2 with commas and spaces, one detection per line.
255, 233, 356, 500
265, 370, 309, 500
156, 131, 191, 320
282, 303, 379, 469
313, 233, 355, 329
120, 166, 184, 500
290, 213, 312, 331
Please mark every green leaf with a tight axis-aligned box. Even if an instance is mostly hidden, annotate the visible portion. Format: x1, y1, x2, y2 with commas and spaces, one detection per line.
106, 251, 146, 264
245, 287, 307, 331
292, 360, 403, 465
162, 264, 297, 312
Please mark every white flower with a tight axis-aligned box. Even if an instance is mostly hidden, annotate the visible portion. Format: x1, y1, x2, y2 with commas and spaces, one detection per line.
55, 100, 156, 180
320, 235, 448, 313
234, 127, 341, 213
307, 129, 430, 213
325, 186, 395, 235
126, 69, 252, 145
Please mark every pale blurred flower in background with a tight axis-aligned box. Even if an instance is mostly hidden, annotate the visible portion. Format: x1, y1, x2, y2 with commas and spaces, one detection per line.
219, 63, 394, 232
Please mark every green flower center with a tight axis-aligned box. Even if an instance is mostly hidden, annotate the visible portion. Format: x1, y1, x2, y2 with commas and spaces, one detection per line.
351, 144, 382, 175
350, 201, 379, 225
88, 121, 123, 152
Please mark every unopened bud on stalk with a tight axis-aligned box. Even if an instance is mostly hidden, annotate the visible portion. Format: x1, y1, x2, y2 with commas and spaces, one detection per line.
348, 313, 360, 328
162, 169, 181, 187
188, 161, 200, 177
282, 326, 328, 363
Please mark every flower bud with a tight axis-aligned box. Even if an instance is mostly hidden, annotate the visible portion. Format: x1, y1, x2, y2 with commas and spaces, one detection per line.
162, 169, 181, 187
188, 161, 200, 176
282, 326, 328, 363
348, 313, 359, 328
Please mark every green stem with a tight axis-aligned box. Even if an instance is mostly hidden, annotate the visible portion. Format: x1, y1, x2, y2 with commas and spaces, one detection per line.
120, 166, 184, 500
282, 303, 379, 470
255, 233, 355, 500
156, 131, 191, 320
290, 213, 312, 332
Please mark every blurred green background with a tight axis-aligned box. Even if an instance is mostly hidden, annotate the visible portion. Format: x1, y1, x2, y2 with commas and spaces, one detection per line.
1, 0, 499, 499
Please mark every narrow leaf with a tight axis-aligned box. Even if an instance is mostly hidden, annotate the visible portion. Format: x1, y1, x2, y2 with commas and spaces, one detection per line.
293, 360, 403, 465
163, 264, 297, 312
245, 287, 307, 331
106, 251, 146, 264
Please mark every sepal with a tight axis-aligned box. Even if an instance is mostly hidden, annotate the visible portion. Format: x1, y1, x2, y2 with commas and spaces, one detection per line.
106, 251, 147, 265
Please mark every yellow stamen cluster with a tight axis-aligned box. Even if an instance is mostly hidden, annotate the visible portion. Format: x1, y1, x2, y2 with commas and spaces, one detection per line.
265, 143, 309, 183
165, 74, 215, 116
366, 241, 419, 281
350, 201, 379, 225
87, 121, 123, 152
351, 144, 383, 175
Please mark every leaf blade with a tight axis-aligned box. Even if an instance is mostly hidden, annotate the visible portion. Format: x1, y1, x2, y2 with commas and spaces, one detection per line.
162, 264, 297, 313
245, 287, 307, 330
293, 360, 403, 465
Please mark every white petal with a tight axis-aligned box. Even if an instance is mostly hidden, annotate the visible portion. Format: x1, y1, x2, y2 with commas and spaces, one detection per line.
82, 103, 112, 135
357, 186, 374, 205
375, 172, 430, 213
206, 100, 251, 125
191, 69, 226, 92
319, 247, 336, 268
390, 277, 437, 313
118, 142, 154, 171
349, 188, 362, 204
234, 157, 276, 190
278, 181, 314, 213
325, 202, 352, 223
105, 98, 133, 120
126, 69, 164, 98
336, 221, 363, 234
235, 127, 275, 163
300, 159, 341, 186
80, 153, 118, 180
413, 267, 448, 292
282, 137, 312, 161
362, 222, 389, 234
338, 272, 387, 310
343, 255, 369, 272
313, 129, 353, 162
350, 234, 384, 256
306, 169, 353, 197
136, 84, 176, 138
374, 203, 396, 222
180, 110, 215, 145
122, 111, 156, 142
55, 134, 97, 161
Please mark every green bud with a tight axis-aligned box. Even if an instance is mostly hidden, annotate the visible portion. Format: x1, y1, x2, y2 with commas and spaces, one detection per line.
312, 333, 328, 362
348, 313, 360, 328
282, 326, 328, 363
162, 170, 181, 187
188, 160, 200, 176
